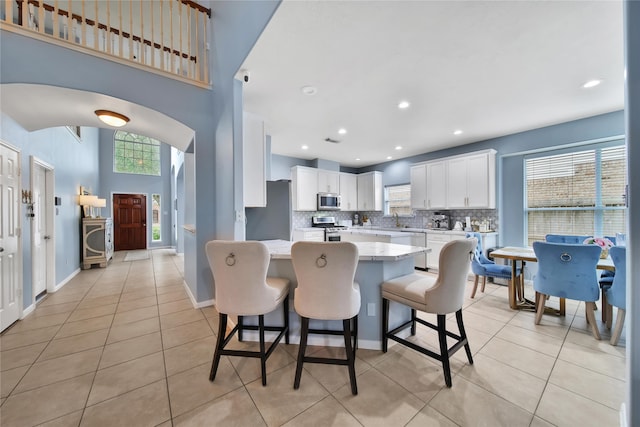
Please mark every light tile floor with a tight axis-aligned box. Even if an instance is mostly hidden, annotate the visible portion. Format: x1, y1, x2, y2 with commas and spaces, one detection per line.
0, 249, 627, 426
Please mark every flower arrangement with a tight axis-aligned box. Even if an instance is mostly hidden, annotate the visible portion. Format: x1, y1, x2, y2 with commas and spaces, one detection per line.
583, 237, 614, 258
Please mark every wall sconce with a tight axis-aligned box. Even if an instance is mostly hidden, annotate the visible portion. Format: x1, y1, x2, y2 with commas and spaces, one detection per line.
22, 190, 35, 218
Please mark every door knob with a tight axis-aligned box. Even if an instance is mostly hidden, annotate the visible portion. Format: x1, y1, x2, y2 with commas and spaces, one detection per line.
44, 235, 51, 240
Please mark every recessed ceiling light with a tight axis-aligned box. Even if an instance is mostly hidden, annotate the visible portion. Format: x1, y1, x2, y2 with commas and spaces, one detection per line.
453, 130, 463, 135
386, 156, 393, 160
398, 101, 410, 109
301, 145, 308, 150
583, 79, 602, 88
301, 86, 317, 95
95, 109, 129, 127
395, 146, 402, 150
355, 158, 361, 161
338, 128, 347, 135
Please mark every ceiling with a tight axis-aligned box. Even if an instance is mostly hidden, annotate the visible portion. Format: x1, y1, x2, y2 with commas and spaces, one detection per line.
240, 0, 625, 167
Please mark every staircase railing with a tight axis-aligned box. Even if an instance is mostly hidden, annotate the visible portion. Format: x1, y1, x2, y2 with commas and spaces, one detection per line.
1, 0, 211, 87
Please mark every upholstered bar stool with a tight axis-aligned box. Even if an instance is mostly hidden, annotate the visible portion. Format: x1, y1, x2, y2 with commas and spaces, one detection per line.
205, 240, 290, 386
381, 238, 476, 388
290, 241, 360, 395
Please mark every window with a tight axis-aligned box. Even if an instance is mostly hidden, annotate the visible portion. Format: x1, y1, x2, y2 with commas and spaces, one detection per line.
385, 184, 412, 216
114, 131, 161, 176
152, 194, 161, 242
525, 144, 626, 245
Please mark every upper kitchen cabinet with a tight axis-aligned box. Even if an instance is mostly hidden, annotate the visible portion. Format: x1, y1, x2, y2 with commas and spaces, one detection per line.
291, 166, 318, 211
410, 161, 446, 210
446, 150, 496, 209
243, 112, 266, 207
318, 170, 340, 193
339, 172, 358, 211
357, 171, 383, 211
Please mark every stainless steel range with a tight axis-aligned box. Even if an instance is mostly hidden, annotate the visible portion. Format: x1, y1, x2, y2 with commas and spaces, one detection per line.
311, 216, 347, 241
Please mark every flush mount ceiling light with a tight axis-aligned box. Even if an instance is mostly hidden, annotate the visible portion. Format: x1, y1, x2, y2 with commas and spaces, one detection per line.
583, 79, 602, 88
386, 156, 393, 160
338, 128, 347, 135
395, 145, 402, 150
301, 86, 318, 96
301, 145, 309, 150
453, 129, 463, 135
95, 110, 130, 127
397, 101, 410, 109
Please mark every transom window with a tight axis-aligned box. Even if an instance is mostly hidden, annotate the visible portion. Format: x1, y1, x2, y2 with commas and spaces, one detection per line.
385, 184, 412, 216
525, 143, 626, 245
114, 131, 161, 176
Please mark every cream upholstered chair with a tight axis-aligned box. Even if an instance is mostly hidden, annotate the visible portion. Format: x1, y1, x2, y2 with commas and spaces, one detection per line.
205, 240, 290, 386
290, 241, 360, 395
382, 238, 476, 387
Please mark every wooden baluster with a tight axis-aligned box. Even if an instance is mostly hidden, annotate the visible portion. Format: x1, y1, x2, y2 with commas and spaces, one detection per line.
194, 8, 200, 82
129, 0, 133, 60
160, 0, 165, 71
93, 0, 98, 50
4, 0, 12, 25
169, 0, 174, 73
118, 0, 122, 57
150, 0, 155, 68
37, 0, 45, 34
80, 0, 86, 45
139, 0, 144, 63
53, 0, 59, 40
203, 14, 209, 84
67, 0, 72, 41
187, 5, 192, 79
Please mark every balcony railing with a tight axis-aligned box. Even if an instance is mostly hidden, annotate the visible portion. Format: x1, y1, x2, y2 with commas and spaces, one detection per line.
1, 0, 211, 86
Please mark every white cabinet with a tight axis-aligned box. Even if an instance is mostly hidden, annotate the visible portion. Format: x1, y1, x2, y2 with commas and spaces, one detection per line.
318, 170, 340, 193
293, 229, 325, 241
82, 218, 113, 269
426, 161, 447, 209
357, 171, 383, 211
425, 232, 468, 271
291, 166, 318, 211
411, 161, 447, 210
243, 112, 266, 207
446, 150, 495, 209
339, 172, 358, 211
406, 231, 427, 269
410, 164, 427, 209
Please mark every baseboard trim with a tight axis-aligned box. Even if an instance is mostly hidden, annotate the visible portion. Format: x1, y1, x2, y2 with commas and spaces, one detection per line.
53, 268, 81, 293
21, 304, 35, 319
182, 280, 214, 309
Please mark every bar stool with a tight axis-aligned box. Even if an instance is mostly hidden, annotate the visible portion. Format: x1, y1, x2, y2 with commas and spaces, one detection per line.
290, 241, 360, 395
381, 238, 476, 387
205, 240, 290, 386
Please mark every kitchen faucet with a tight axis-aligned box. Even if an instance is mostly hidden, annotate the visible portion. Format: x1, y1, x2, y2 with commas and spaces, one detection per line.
394, 212, 400, 227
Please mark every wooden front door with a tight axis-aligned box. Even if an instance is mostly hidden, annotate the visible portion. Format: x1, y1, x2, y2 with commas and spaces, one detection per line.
113, 194, 147, 251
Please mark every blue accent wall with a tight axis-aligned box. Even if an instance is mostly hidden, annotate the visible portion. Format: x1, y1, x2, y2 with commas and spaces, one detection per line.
1, 115, 100, 309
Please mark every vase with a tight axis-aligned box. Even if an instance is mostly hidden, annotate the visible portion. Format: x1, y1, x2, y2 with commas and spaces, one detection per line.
600, 248, 609, 259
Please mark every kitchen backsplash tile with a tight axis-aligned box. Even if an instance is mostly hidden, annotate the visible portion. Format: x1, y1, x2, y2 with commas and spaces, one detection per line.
292, 209, 498, 231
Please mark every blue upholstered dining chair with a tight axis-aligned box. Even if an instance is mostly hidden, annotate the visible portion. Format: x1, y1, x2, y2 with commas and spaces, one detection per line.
466, 232, 522, 299
604, 246, 626, 345
598, 236, 617, 322
544, 234, 591, 244
532, 241, 602, 339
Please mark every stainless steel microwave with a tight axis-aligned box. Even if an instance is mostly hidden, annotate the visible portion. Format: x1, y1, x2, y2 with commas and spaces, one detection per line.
317, 193, 341, 210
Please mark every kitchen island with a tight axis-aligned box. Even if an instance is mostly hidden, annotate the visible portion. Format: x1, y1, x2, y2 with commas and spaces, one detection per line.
248, 240, 430, 349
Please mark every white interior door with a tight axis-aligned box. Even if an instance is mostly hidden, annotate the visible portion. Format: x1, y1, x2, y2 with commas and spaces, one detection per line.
1, 142, 22, 332
31, 158, 54, 300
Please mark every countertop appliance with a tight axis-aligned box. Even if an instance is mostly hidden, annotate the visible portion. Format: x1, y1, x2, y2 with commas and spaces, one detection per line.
430, 213, 450, 230
245, 180, 292, 241
317, 192, 341, 211
312, 215, 347, 241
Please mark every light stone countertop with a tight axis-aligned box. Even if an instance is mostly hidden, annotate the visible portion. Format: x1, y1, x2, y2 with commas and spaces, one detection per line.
338, 228, 420, 238
261, 239, 430, 261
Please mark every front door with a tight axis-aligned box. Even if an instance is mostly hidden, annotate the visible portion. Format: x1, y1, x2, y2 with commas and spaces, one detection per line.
1, 142, 22, 332
113, 194, 147, 251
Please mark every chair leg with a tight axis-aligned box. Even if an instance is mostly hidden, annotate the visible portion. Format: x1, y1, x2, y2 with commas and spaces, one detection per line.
481, 276, 487, 293
352, 315, 358, 354
610, 308, 625, 346
210, 312, 228, 381
283, 296, 290, 345
343, 318, 358, 395
515, 275, 522, 301
237, 315, 244, 342
606, 303, 613, 330
410, 308, 417, 335
293, 317, 309, 389
535, 293, 545, 325
258, 315, 267, 386
382, 298, 389, 352
455, 309, 473, 365
585, 302, 601, 340
471, 275, 480, 299
437, 314, 452, 388
601, 292, 608, 323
